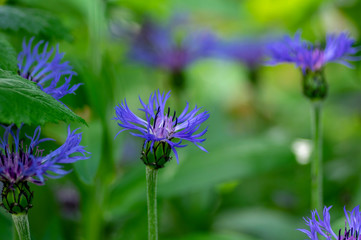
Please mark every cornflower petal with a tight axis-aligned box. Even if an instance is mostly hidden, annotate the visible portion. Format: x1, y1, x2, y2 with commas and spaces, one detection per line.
299, 206, 361, 240
17, 38, 80, 100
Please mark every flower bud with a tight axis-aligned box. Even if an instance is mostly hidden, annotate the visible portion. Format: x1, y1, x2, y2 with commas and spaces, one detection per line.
1, 182, 33, 214
141, 141, 172, 169
302, 70, 328, 101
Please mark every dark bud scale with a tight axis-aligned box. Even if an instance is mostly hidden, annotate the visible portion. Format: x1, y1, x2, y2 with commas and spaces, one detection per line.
302, 70, 328, 101
141, 141, 172, 169
1, 181, 33, 214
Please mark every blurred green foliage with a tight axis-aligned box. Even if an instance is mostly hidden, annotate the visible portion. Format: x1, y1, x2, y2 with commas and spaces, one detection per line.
1, 0, 361, 239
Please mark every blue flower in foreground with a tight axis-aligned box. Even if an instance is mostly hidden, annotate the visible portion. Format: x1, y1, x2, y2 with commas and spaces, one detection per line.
299, 206, 361, 240
128, 17, 217, 73
113, 90, 209, 168
0, 124, 88, 214
17, 37, 81, 100
267, 32, 360, 73
0, 124, 88, 186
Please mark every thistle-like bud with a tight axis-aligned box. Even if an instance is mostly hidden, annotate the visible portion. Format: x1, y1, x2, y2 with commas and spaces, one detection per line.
302, 70, 328, 101
1, 182, 33, 214
141, 141, 172, 169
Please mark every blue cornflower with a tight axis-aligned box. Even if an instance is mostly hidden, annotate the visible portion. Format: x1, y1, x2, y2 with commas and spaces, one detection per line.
267, 32, 360, 100
299, 206, 361, 240
0, 124, 88, 186
127, 17, 217, 73
0, 124, 88, 214
17, 37, 81, 100
113, 90, 209, 168
267, 32, 360, 73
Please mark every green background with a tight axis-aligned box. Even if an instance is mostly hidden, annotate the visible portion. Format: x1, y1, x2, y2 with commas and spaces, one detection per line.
1, 0, 361, 239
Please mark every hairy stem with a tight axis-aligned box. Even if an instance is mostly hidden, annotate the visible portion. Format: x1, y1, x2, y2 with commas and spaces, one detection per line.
311, 101, 323, 211
12, 214, 31, 240
146, 166, 158, 240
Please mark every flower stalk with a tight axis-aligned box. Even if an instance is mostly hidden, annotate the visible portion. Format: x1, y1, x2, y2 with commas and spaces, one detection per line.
12, 214, 31, 240
311, 101, 323, 211
146, 166, 158, 240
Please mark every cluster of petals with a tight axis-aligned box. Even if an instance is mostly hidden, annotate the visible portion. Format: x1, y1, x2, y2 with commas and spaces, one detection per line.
298, 206, 361, 240
17, 37, 81, 100
0, 124, 88, 185
113, 90, 209, 163
267, 32, 360, 73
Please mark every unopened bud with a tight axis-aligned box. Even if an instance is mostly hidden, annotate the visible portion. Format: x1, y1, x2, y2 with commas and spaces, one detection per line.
141, 141, 172, 169
302, 70, 328, 101
1, 182, 33, 214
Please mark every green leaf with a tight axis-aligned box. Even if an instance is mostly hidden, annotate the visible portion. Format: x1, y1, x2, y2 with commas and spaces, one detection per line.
0, 70, 86, 126
214, 208, 304, 240
106, 164, 146, 218
113, 0, 169, 15
157, 132, 294, 197
0, 6, 71, 41
0, 34, 17, 72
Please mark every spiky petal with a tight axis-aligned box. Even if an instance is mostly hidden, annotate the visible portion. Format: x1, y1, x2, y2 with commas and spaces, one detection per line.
113, 90, 209, 164
17, 37, 81, 100
298, 206, 361, 240
0, 124, 89, 186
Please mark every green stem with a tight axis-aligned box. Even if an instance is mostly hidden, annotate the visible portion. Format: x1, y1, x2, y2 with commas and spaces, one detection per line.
311, 101, 323, 211
13, 225, 19, 240
12, 214, 31, 240
146, 166, 158, 240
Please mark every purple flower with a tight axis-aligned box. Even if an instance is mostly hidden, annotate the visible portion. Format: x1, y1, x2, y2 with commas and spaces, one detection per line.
0, 124, 89, 186
267, 32, 360, 73
113, 90, 209, 165
17, 37, 81, 100
127, 17, 217, 73
298, 206, 361, 240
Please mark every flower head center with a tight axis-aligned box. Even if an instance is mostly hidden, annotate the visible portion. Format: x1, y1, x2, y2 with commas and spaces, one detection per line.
0, 143, 42, 184
339, 228, 359, 240
151, 106, 177, 139
17, 70, 41, 83
297, 48, 325, 71
311, 49, 325, 71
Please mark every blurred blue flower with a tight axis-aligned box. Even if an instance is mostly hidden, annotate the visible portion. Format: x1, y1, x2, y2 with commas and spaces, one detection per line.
216, 37, 267, 69
17, 37, 81, 100
267, 32, 360, 73
113, 90, 209, 165
0, 124, 89, 186
127, 17, 217, 73
299, 206, 361, 240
